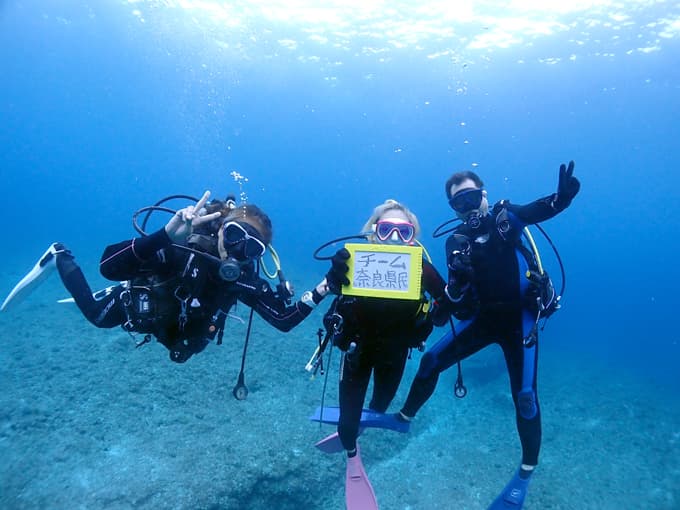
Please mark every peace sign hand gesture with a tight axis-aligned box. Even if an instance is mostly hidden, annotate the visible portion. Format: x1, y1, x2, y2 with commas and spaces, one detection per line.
553, 160, 580, 211
164, 191, 222, 243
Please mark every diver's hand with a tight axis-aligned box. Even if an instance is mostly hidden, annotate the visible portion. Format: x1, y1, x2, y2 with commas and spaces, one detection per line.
326, 248, 350, 294
446, 250, 474, 303
448, 251, 474, 284
553, 160, 580, 211
165, 191, 222, 243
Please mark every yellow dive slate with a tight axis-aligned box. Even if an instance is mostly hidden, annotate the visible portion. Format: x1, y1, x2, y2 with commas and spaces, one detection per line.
342, 243, 422, 300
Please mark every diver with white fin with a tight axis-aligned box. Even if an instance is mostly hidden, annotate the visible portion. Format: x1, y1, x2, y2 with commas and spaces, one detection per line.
1, 242, 124, 315
1, 191, 329, 369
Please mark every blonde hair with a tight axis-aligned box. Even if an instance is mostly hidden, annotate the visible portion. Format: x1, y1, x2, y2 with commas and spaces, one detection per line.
361, 199, 421, 242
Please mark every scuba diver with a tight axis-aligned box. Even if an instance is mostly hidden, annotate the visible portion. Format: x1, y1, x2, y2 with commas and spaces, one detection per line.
310, 199, 447, 510
393, 161, 580, 509
1, 191, 329, 367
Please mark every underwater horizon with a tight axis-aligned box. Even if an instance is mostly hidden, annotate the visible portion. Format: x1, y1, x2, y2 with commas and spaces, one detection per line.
1, 1, 679, 509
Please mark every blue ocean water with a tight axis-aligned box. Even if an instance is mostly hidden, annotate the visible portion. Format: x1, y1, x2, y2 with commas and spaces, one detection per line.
1, 1, 679, 509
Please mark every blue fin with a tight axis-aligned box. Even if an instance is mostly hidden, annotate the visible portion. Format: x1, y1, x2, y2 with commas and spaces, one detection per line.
487, 470, 531, 509
310, 406, 410, 433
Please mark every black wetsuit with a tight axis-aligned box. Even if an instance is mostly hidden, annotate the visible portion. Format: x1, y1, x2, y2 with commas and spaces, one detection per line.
335, 259, 445, 452
55, 228, 316, 362
401, 196, 565, 466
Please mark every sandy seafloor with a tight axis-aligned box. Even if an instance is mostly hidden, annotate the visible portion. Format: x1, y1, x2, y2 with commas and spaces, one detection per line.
0, 270, 678, 510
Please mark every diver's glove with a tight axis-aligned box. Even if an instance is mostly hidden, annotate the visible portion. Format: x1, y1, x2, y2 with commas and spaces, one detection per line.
552, 160, 580, 211
326, 248, 350, 295
448, 251, 474, 284
445, 251, 474, 302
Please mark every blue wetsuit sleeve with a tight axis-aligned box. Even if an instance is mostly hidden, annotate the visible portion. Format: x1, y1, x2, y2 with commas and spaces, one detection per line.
99, 228, 173, 281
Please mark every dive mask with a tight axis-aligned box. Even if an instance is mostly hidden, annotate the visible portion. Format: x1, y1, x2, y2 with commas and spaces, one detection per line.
448, 188, 484, 214
374, 220, 415, 243
222, 221, 267, 260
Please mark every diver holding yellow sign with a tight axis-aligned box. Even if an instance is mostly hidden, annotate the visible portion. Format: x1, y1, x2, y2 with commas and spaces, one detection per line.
308, 199, 447, 510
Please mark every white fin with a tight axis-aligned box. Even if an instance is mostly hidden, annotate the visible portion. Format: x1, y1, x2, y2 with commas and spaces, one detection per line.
1, 244, 61, 311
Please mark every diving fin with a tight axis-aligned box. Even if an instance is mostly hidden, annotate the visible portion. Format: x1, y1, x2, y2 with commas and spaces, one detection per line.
1, 243, 65, 311
345, 444, 378, 510
310, 406, 409, 433
314, 428, 365, 454
487, 470, 531, 509
315, 432, 345, 454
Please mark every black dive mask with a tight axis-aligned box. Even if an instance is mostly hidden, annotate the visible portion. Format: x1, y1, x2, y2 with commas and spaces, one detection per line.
449, 188, 484, 229
449, 188, 483, 214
